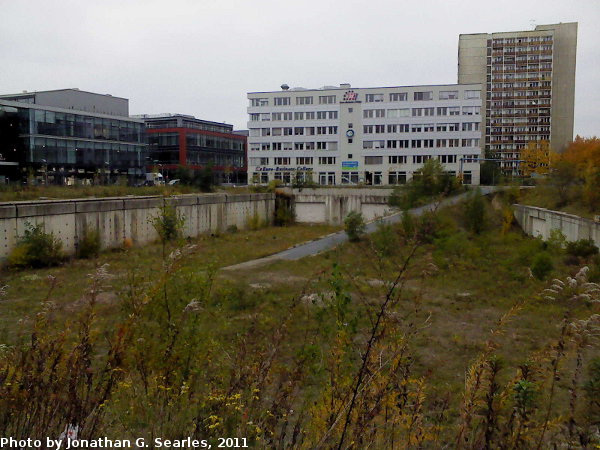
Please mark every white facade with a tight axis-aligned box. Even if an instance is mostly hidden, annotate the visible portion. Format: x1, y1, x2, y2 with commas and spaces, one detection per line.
247, 83, 483, 186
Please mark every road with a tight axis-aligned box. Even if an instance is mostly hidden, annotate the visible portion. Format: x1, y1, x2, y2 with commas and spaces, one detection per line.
222, 186, 499, 271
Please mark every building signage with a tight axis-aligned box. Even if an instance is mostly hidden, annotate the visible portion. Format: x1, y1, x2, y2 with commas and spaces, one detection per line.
342, 90, 358, 102
341, 161, 359, 171
255, 166, 312, 172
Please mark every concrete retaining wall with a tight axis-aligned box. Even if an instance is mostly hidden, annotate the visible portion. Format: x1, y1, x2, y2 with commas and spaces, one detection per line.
513, 204, 600, 247
0, 193, 275, 259
288, 188, 394, 224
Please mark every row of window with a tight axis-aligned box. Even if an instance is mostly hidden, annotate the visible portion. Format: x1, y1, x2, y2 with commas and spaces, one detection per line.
364, 122, 480, 133
363, 139, 480, 149
250, 142, 338, 151
249, 138, 480, 151
250, 154, 477, 166
492, 72, 552, 80
492, 36, 552, 44
249, 90, 480, 107
249, 126, 339, 137
491, 81, 551, 88
494, 45, 552, 52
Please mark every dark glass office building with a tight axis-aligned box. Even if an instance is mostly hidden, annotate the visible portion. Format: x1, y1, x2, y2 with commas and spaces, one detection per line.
139, 114, 247, 184
0, 89, 147, 184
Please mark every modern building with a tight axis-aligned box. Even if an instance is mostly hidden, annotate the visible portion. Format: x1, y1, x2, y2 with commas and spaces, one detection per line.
0, 89, 147, 184
458, 22, 577, 174
137, 114, 247, 184
247, 83, 483, 186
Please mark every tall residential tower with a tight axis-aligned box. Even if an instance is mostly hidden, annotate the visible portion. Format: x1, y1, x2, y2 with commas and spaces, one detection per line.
458, 22, 577, 174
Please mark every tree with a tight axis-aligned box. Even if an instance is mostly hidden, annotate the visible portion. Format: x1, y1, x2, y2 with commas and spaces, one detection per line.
344, 211, 366, 242
520, 140, 556, 177
463, 188, 487, 234
561, 136, 600, 210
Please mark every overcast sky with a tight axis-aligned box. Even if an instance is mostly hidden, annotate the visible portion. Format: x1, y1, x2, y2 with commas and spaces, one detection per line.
1, 0, 598, 137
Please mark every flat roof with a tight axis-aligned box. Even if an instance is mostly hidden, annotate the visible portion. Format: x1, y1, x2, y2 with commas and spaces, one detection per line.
0, 99, 144, 122
0, 88, 129, 101
459, 22, 577, 37
139, 113, 233, 127
247, 82, 482, 95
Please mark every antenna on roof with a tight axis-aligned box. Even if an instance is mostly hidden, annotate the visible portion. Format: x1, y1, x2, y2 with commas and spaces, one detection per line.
530, 19, 536, 29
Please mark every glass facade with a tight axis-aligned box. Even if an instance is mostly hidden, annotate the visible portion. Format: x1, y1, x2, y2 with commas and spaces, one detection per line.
6, 104, 148, 176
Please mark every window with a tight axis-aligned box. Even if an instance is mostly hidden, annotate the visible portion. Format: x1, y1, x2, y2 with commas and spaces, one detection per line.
250, 98, 268, 107
423, 124, 434, 132
274, 157, 290, 165
294, 142, 304, 150
283, 127, 293, 136
319, 95, 336, 104
389, 92, 408, 102
294, 127, 304, 135
365, 93, 384, 102
449, 107, 460, 116
412, 108, 423, 117
364, 125, 373, 134
424, 108, 434, 116
249, 113, 259, 121
439, 155, 457, 163
465, 90, 481, 99
411, 124, 423, 132
411, 140, 422, 148
317, 111, 327, 120
436, 123, 448, 132
261, 143, 270, 151
294, 112, 304, 120
305, 112, 315, 120
365, 156, 383, 165
462, 106, 481, 115
374, 125, 385, 134
439, 91, 458, 100
272, 142, 282, 150
283, 142, 293, 150
283, 112, 292, 120
328, 111, 338, 119
363, 141, 384, 149
414, 91, 433, 101
261, 128, 271, 136
318, 156, 336, 165
462, 122, 480, 131
437, 107, 448, 116
461, 138, 480, 147
388, 171, 407, 185
296, 96, 313, 105
413, 155, 431, 164
297, 156, 313, 165
305, 142, 315, 150
272, 112, 282, 121
388, 155, 407, 164
274, 97, 290, 106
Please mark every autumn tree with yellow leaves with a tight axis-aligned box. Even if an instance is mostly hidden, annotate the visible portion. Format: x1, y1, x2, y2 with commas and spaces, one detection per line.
519, 140, 556, 177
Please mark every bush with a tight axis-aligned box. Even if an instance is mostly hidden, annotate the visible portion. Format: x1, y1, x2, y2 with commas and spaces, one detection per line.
463, 188, 487, 234
370, 221, 397, 257
246, 213, 264, 230
531, 252, 553, 280
344, 211, 366, 242
150, 204, 185, 243
8, 222, 64, 268
565, 239, 599, 258
77, 228, 101, 259
274, 193, 295, 226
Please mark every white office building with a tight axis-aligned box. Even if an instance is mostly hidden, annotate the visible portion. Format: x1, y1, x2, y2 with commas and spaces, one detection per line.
247, 83, 483, 186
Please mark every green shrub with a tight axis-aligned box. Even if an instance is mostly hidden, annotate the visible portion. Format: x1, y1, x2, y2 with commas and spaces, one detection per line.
8, 222, 64, 268
400, 210, 415, 240
370, 221, 397, 257
246, 213, 264, 230
344, 211, 366, 242
531, 252, 553, 280
546, 228, 567, 253
226, 224, 238, 233
150, 204, 185, 243
274, 193, 295, 226
463, 188, 487, 234
584, 358, 600, 422
565, 239, 599, 258
77, 228, 101, 259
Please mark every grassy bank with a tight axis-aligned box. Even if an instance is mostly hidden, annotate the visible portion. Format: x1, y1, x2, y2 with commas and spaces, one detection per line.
1, 194, 599, 447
